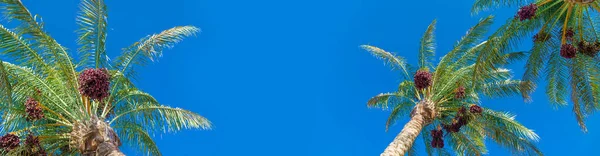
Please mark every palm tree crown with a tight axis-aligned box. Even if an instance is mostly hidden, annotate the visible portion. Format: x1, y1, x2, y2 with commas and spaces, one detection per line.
363, 16, 541, 156
0, 0, 211, 155
472, 0, 600, 132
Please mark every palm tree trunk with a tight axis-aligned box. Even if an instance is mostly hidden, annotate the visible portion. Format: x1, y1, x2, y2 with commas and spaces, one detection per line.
380, 103, 432, 156
72, 116, 125, 156
92, 142, 125, 156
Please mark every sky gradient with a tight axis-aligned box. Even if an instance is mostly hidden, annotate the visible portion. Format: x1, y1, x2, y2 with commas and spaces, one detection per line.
18, 0, 599, 155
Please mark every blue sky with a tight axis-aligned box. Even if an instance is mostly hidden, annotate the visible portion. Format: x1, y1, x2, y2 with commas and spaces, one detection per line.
18, 0, 599, 155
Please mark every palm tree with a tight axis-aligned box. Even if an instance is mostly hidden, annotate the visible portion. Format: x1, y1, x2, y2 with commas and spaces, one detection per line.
0, 0, 211, 155
363, 16, 541, 156
472, 0, 600, 132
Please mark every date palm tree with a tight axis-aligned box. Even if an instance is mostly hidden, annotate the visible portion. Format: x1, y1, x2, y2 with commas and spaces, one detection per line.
363, 16, 541, 156
0, 0, 211, 155
472, 0, 600, 132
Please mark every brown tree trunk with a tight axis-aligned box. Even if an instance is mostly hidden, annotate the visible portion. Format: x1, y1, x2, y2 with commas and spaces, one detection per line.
71, 116, 125, 156
92, 142, 125, 156
380, 102, 433, 156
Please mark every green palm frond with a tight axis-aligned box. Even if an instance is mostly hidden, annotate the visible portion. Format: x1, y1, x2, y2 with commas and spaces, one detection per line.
76, 0, 108, 68
438, 16, 493, 72
114, 26, 200, 78
568, 55, 597, 132
361, 45, 412, 79
471, 0, 529, 13
523, 39, 554, 84
0, 0, 38, 24
0, 0, 79, 92
480, 80, 533, 100
447, 130, 487, 156
0, 24, 49, 72
0, 60, 12, 106
112, 88, 158, 106
369, 82, 416, 110
421, 125, 435, 156
477, 110, 542, 155
1, 62, 78, 121
472, 17, 542, 87
435, 148, 453, 156
545, 48, 569, 105
105, 88, 158, 117
448, 41, 487, 71
501, 51, 528, 65
407, 142, 417, 156
367, 93, 396, 109
110, 104, 212, 133
419, 19, 437, 69
385, 101, 415, 131
571, 82, 587, 132
113, 122, 161, 156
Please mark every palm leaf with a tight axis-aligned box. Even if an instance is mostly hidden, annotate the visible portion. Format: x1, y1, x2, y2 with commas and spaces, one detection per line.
472, 0, 529, 13
438, 16, 493, 73
110, 104, 211, 132
361, 45, 412, 79
385, 101, 415, 131
0, 60, 13, 106
76, 0, 108, 68
478, 110, 542, 155
113, 122, 161, 156
419, 19, 436, 69
114, 26, 200, 78
0, 0, 79, 92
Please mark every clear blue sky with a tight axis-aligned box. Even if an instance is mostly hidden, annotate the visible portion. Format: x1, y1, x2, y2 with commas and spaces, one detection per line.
20, 0, 598, 155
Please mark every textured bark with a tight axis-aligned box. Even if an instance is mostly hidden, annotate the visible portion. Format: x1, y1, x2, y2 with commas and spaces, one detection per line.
380, 101, 434, 156
71, 116, 125, 156
95, 142, 125, 156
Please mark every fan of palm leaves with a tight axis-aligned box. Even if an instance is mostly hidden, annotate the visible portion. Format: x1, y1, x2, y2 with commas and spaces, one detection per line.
0, 0, 211, 155
363, 16, 541, 156
472, 0, 600, 132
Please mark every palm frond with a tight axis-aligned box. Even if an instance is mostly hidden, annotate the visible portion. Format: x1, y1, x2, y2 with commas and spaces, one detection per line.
571, 56, 597, 115
113, 121, 161, 156
501, 51, 528, 65
523, 38, 554, 86
1, 61, 78, 120
0, 24, 50, 72
367, 93, 396, 109
361, 45, 412, 79
0, 60, 13, 106
438, 16, 493, 72
419, 19, 437, 69
385, 101, 415, 131
421, 125, 435, 156
368, 82, 416, 110
0, 0, 38, 24
569, 56, 597, 132
472, 0, 529, 13
76, 0, 108, 68
114, 26, 200, 78
107, 88, 158, 118
480, 80, 533, 100
545, 48, 569, 105
447, 130, 487, 156
407, 141, 417, 156
478, 110, 542, 156
0, 0, 79, 93
110, 104, 211, 133
472, 17, 542, 88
